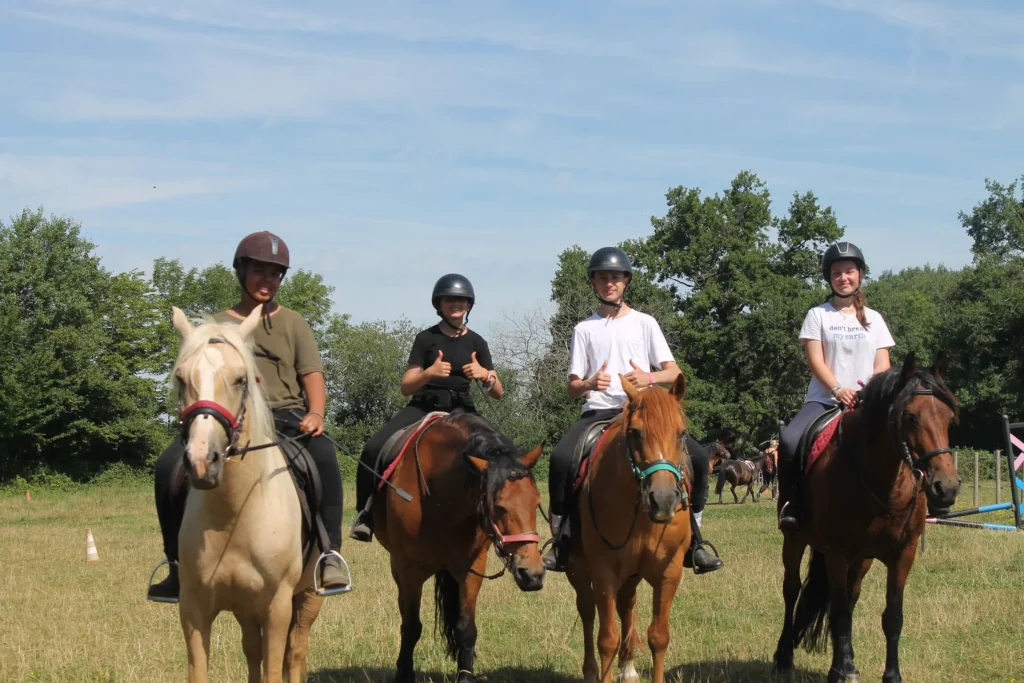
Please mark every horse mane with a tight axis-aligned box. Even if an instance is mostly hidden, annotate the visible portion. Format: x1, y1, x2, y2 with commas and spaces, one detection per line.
856, 361, 959, 439
171, 317, 276, 473
453, 413, 534, 496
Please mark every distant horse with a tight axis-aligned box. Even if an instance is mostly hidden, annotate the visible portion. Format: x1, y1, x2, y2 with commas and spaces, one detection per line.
170, 305, 325, 683
773, 354, 961, 683
372, 412, 545, 683
566, 374, 693, 683
705, 439, 731, 476
715, 453, 775, 504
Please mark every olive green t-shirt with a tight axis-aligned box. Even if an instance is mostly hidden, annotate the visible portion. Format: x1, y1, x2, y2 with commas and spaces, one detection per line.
214, 306, 323, 411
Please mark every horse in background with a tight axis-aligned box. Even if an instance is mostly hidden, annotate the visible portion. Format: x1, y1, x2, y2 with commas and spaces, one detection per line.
715, 452, 775, 504
170, 305, 325, 683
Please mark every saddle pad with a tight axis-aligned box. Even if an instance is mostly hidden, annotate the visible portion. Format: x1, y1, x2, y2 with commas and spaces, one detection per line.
573, 427, 616, 492
377, 413, 447, 493
742, 460, 756, 473
805, 412, 843, 474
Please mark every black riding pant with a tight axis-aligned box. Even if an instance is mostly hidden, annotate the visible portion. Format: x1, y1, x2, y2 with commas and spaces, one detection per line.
780, 401, 834, 464
153, 408, 344, 562
548, 408, 710, 517
355, 397, 478, 513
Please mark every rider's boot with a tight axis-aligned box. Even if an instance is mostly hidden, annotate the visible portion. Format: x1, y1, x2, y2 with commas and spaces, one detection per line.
683, 510, 725, 575
777, 457, 803, 531
320, 546, 350, 590
147, 561, 180, 603
349, 498, 374, 542
542, 513, 572, 573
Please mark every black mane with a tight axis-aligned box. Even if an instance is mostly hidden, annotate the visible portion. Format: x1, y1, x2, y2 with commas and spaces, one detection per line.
456, 413, 534, 500
857, 359, 958, 435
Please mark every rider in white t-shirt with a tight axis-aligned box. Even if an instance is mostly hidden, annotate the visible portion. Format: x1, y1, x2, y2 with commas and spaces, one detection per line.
543, 247, 725, 575
777, 241, 895, 531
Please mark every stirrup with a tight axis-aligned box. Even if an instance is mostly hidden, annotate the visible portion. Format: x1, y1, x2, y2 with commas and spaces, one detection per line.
693, 539, 721, 558
314, 550, 353, 597
146, 559, 179, 604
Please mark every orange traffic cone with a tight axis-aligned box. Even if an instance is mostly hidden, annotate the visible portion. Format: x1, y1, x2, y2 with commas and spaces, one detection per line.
86, 529, 99, 562
25, 490, 31, 502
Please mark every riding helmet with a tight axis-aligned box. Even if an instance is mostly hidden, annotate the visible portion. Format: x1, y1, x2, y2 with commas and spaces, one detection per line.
233, 231, 290, 272
587, 247, 632, 278
431, 274, 475, 311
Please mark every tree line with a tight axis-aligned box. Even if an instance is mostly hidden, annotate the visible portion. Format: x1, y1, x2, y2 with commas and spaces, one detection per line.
2, 170, 1022, 483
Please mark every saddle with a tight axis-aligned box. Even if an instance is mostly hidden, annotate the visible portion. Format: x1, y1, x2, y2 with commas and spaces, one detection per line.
375, 412, 448, 492
571, 418, 618, 492
796, 405, 844, 475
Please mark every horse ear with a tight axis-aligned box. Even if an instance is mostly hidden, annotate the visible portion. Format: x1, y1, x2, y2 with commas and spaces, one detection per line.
620, 374, 640, 401
171, 306, 193, 339
467, 455, 490, 473
238, 304, 263, 339
931, 351, 949, 380
900, 352, 917, 383
518, 445, 543, 470
670, 371, 687, 400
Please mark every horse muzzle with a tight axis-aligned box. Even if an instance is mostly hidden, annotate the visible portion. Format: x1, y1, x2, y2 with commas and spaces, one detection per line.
925, 472, 960, 515
183, 444, 224, 490
647, 485, 682, 523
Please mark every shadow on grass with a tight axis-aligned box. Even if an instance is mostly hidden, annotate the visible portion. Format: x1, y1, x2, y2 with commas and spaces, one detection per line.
308, 666, 580, 683
667, 659, 829, 683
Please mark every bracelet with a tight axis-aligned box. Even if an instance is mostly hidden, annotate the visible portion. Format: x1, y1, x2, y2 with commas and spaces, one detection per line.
307, 411, 324, 421
482, 372, 496, 389
830, 384, 842, 396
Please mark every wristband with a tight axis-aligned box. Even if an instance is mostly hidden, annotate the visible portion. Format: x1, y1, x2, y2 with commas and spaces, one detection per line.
830, 384, 842, 396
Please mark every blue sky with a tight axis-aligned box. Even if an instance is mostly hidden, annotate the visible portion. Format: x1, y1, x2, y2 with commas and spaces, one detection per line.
2, 0, 1022, 331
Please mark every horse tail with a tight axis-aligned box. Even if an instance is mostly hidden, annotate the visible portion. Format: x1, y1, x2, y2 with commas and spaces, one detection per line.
791, 550, 830, 654
433, 570, 462, 661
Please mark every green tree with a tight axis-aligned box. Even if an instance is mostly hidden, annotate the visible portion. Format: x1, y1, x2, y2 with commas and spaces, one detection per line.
959, 175, 1024, 262
0, 209, 166, 480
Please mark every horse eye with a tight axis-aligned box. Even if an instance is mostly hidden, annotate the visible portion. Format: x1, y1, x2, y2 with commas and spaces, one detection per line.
904, 413, 919, 425
234, 376, 246, 386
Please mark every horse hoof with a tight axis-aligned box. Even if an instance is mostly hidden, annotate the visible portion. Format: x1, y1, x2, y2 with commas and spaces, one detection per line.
882, 674, 902, 683
772, 653, 794, 674
455, 671, 475, 683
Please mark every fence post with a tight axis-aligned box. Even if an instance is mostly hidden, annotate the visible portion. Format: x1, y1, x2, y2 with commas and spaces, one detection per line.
954, 451, 959, 478
995, 450, 1002, 504
974, 451, 980, 507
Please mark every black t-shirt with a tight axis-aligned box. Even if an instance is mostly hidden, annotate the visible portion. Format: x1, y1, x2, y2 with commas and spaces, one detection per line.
407, 326, 494, 400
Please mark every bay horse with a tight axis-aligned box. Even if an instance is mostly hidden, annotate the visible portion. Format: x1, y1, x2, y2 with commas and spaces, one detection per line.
715, 453, 775, 504
170, 305, 326, 683
773, 353, 961, 683
372, 412, 545, 683
566, 373, 692, 683
705, 439, 731, 476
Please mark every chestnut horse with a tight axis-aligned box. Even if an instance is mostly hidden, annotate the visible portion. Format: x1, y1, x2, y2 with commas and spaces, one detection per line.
372, 412, 545, 683
773, 354, 961, 683
170, 305, 326, 683
566, 373, 692, 683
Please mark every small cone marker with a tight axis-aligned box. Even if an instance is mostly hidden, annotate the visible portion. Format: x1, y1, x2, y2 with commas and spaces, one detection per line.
25, 490, 31, 502
85, 529, 99, 562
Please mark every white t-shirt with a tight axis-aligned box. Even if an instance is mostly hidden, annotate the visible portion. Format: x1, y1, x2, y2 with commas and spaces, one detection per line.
799, 302, 895, 405
568, 310, 675, 412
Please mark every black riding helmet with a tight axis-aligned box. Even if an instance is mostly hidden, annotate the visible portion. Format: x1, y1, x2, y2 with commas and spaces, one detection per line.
588, 247, 632, 307
822, 241, 866, 298
431, 274, 475, 328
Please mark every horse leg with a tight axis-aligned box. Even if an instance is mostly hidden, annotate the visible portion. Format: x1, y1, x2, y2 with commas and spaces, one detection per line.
392, 560, 426, 683
238, 616, 262, 683
846, 558, 872, 664
882, 544, 916, 683
180, 599, 215, 683
286, 588, 324, 683
261, 587, 296, 683
825, 554, 859, 683
648, 564, 683, 683
567, 560, 598, 683
593, 571, 621, 683
454, 567, 485, 683
772, 533, 807, 673
731, 482, 739, 504
616, 576, 642, 683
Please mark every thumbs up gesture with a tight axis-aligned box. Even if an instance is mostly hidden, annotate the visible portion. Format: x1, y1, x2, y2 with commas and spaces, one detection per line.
589, 360, 612, 392
429, 350, 452, 378
623, 359, 651, 388
462, 351, 489, 381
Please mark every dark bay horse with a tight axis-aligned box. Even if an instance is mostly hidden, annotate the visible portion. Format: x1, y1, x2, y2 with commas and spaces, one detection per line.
715, 452, 775, 504
705, 439, 731, 476
566, 374, 693, 683
773, 354, 961, 683
372, 413, 545, 683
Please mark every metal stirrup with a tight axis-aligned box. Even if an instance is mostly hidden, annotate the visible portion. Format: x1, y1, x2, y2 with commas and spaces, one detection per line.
146, 559, 179, 604
313, 550, 353, 597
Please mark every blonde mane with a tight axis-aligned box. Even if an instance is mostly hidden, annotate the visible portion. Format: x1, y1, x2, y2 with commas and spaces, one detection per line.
170, 316, 276, 475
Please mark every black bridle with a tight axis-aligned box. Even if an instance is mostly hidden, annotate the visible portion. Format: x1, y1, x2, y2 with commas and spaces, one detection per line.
897, 388, 955, 482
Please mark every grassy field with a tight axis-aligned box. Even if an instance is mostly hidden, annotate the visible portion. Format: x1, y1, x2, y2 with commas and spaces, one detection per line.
1, 481, 1022, 683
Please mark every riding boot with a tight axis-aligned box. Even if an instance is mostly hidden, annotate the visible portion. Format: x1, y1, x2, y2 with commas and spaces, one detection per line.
320, 545, 350, 590
683, 510, 724, 575
542, 513, 572, 572
349, 497, 374, 542
147, 561, 180, 602
777, 457, 802, 531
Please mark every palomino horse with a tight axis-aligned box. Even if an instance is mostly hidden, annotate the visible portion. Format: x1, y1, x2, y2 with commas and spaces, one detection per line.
372, 412, 545, 683
170, 305, 327, 683
566, 373, 692, 683
715, 452, 775, 504
773, 354, 961, 683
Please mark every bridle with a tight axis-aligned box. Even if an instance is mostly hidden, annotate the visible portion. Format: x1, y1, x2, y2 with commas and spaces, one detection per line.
896, 388, 955, 484
470, 469, 540, 580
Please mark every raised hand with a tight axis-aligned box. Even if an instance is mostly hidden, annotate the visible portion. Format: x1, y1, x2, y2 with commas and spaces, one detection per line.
430, 350, 452, 378
462, 351, 489, 381
589, 360, 611, 392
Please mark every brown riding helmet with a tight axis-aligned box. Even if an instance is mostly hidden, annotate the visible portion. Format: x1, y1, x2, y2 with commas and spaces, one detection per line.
233, 231, 290, 271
